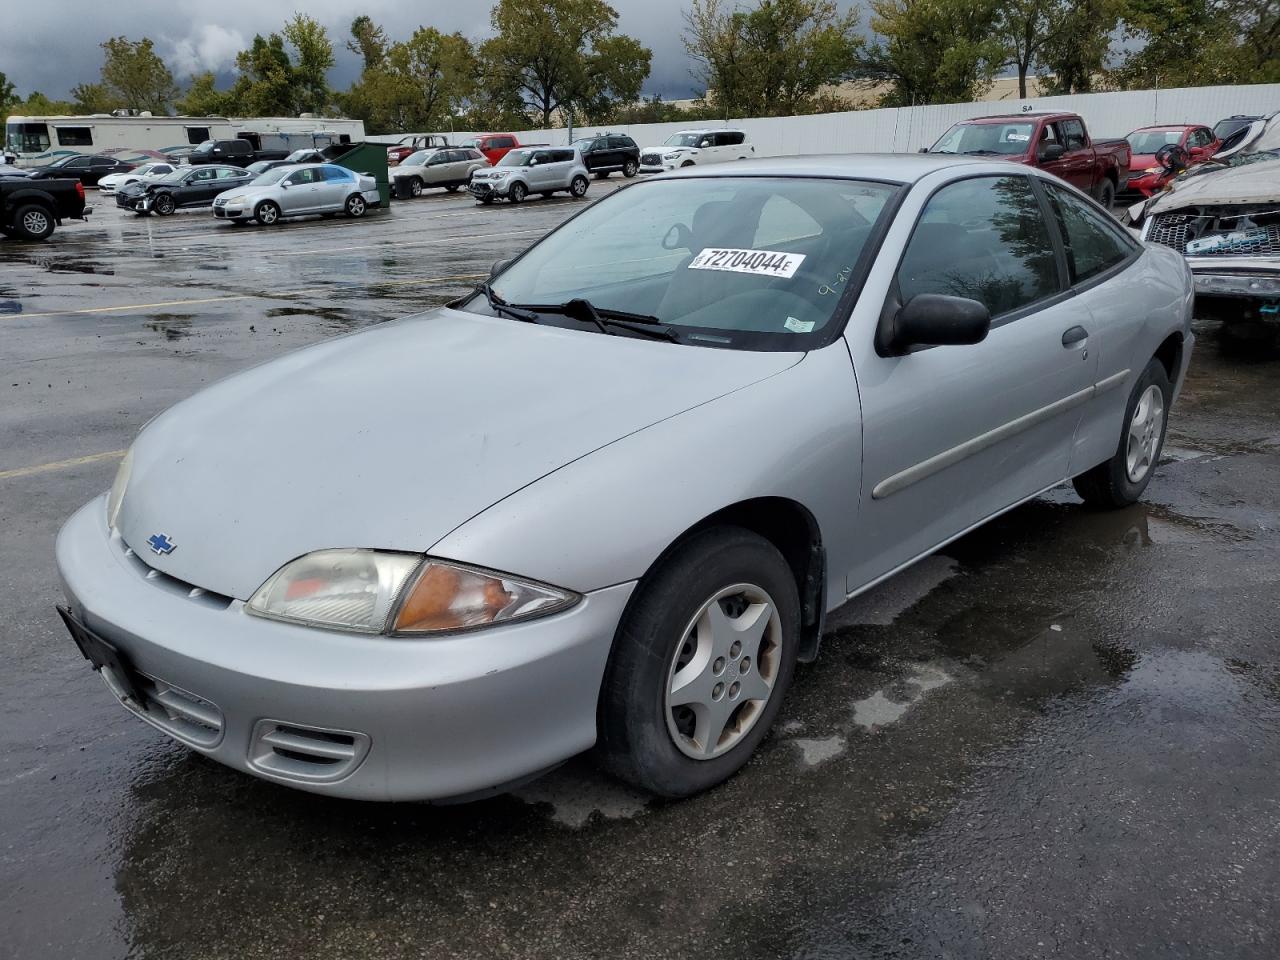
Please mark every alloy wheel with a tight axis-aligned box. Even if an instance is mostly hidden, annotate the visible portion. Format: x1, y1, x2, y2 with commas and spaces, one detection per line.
22, 210, 49, 236
664, 583, 782, 760
1126, 384, 1165, 483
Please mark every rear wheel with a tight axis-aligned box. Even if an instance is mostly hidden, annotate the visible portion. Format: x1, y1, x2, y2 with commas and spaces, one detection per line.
153, 194, 176, 216
254, 200, 281, 226
445, 184, 460, 193
595, 526, 800, 797
345, 193, 367, 218
1095, 178, 1116, 211
508, 182, 527, 204
623, 159, 638, 178
409, 177, 424, 197
1073, 357, 1171, 508
570, 175, 589, 198
12, 204, 54, 240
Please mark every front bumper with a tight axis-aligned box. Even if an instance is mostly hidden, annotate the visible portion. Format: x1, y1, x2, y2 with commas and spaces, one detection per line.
56, 498, 634, 801
116, 194, 147, 212
1187, 258, 1280, 302
469, 180, 510, 199
212, 201, 249, 220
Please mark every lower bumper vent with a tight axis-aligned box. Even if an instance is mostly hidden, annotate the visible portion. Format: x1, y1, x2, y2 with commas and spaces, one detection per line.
248, 720, 370, 783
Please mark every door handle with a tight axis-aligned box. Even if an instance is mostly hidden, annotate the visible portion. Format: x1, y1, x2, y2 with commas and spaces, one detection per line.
1061, 325, 1089, 346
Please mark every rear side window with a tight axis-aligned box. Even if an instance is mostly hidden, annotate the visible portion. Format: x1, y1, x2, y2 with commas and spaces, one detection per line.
717, 132, 745, 146
898, 175, 1060, 318
551, 150, 574, 163
610, 136, 635, 149
1044, 184, 1136, 284
321, 166, 353, 181
215, 167, 242, 179
56, 127, 93, 146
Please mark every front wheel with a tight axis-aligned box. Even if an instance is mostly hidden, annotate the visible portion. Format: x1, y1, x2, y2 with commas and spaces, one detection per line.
623, 159, 638, 178
508, 182, 527, 204
1073, 357, 1171, 508
680, 160, 696, 168
153, 194, 176, 216
12, 204, 54, 240
595, 526, 800, 797
409, 177, 424, 197
345, 193, 367, 218
254, 200, 281, 225
570, 175, 589, 198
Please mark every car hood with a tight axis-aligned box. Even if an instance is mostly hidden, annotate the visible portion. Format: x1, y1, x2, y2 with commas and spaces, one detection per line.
1130, 153, 1158, 170
1146, 159, 1280, 214
118, 308, 802, 600
645, 145, 697, 155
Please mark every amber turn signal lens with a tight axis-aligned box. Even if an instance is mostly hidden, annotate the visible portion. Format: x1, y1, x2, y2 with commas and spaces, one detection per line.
391, 560, 577, 635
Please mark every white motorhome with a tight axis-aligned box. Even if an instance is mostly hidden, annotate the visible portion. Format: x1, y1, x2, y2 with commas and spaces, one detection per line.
2, 114, 366, 167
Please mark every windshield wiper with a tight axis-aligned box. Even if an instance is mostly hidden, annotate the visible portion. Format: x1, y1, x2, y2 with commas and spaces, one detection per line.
477, 281, 540, 323
962, 149, 999, 155
508, 297, 681, 342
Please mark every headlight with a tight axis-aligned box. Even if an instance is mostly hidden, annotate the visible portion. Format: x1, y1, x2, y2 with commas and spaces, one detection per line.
222, 194, 244, 203
663, 152, 681, 160
106, 447, 133, 530
246, 550, 578, 635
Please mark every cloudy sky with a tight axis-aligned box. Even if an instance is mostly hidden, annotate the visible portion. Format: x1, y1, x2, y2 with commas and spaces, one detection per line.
1, 0, 746, 103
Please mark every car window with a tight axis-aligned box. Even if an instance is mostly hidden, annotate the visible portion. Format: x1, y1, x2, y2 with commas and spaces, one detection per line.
552, 150, 574, 163
285, 168, 319, 185
1044, 183, 1136, 284
480, 176, 898, 349
718, 132, 745, 146
321, 166, 353, 182
898, 175, 1060, 318
65, 156, 91, 169
1062, 119, 1087, 150
216, 167, 242, 179
494, 137, 515, 148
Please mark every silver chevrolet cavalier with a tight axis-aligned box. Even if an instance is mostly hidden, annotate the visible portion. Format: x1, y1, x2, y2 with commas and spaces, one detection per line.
56, 155, 1194, 801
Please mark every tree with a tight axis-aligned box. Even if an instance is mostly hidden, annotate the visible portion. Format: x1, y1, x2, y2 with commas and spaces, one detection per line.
1110, 0, 1278, 88
479, 0, 652, 126
99, 37, 178, 113
864, 0, 1004, 106
1037, 0, 1119, 94
71, 82, 117, 113
347, 16, 389, 71
683, 0, 864, 117
0, 72, 17, 119
355, 28, 479, 132
15, 92, 77, 115
283, 14, 335, 114
176, 73, 238, 116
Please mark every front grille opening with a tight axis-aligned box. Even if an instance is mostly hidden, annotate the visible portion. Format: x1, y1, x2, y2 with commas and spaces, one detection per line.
112, 533, 234, 610
248, 720, 370, 784
118, 672, 225, 748
1148, 206, 1280, 257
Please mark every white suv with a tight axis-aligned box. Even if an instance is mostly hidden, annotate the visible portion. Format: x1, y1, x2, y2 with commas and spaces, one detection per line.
469, 147, 590, 204
638, 130, 753, 173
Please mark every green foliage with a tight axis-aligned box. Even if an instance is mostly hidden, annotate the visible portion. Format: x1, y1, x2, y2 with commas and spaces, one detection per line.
603, 95, 723, 124
479, 0, 653, 125
100, 36, 178, 113
1109, 0, 1277, 88
865, 0, 1005, 106
176, 73, 238, 116
346, 26, 479, 133
994, 0, 1120, 97
0, 72, 19, 118
227, 15, 334, 116
284, 13, 336, 114
70, 82, 117, 113
13, 92, 78, 115
684, 0, 864, 117
347, 16, 389, 72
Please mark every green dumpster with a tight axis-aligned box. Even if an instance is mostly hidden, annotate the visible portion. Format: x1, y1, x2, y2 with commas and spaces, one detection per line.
324, 141, 392, 209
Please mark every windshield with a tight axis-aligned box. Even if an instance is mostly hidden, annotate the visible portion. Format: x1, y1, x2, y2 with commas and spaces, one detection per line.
665, 133, 703, 147
471, 176, 899, 350
6, 121, 51, 154
251, 168, 292, 186
403, 149, 436, 167
1127, 130, 1183, 154
156, 170, 190, 183
47, 155, 77, 168
933, 122, 1035, 155
191, 141, 215, 153
497, 150, 535, 168
459, 139, 479, 150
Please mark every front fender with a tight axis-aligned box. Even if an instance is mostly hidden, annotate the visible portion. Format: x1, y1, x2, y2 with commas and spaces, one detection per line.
430, 343, 863, 606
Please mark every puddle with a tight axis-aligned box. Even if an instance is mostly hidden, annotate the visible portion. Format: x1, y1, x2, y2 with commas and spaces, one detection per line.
851, 663, 954, 731
790, 736, 847, 766
144, 315, 193, 340
512, 765, 649, 829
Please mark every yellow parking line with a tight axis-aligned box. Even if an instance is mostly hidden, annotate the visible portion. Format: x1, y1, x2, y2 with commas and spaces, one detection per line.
8, 272, 488, 320
0, 449, 125, 481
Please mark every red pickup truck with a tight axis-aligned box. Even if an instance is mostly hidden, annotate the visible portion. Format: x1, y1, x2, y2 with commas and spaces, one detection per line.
929, 112, 1131, 209
458, 134, 528, 166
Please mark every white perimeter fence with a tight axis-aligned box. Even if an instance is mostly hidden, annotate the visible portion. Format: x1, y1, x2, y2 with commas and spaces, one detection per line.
370, 82, 1280, 157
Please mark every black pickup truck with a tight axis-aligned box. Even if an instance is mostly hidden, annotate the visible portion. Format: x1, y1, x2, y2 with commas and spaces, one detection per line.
186, 138, 290, 168
0, 177, 90, 240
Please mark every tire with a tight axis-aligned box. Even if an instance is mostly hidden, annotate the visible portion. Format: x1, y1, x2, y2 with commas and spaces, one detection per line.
623, 159, 638, 178
345, 193, 367, 218
254, 200, 281, 226
570, 175, 589, 198
595, 526, 801, 797
409, 177, 424, 197
1096, 178, 1116, 211
1072, 357, 1172, 508
153, 194, 176, 216
11, 203, 54, 240
477, 197, 494, 205
680, 160, 695, 168
445, 184, 460, 193
508, 182, 527, 204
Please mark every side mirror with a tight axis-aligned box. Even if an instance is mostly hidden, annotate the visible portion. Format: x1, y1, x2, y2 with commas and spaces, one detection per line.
280, 180, 290, 189
489, 258, 512, 278
885, 294, 990, 354
1039, 143, 1065, 161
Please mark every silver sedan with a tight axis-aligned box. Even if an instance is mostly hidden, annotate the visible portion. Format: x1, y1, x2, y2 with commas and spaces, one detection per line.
212, 163, 379, 224
56, 155, 1193, 801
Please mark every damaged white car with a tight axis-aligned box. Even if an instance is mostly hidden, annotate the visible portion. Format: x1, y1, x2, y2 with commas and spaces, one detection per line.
1134, 113, 1280, 339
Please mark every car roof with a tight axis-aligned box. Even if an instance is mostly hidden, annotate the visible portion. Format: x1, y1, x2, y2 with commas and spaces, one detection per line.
958, 113, 1075, 124
662, 153, 991, 184
1130, 124, 1195, 132
674, 128, 745, 134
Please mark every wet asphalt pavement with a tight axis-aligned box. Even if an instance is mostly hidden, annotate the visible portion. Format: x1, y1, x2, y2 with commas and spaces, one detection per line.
2, 187, 1279, 960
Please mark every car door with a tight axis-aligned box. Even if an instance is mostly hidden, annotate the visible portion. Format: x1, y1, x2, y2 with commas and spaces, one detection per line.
85, 156, 116, 185
280, 168, 319, 213
423, 152, 450, 186
61, 156, 92, 183
314, 166, 351, 210
844, 172, 1096, 592
1057, 119, 1096, 190
1039, 181, 1149, 474
182, 167, 219, 205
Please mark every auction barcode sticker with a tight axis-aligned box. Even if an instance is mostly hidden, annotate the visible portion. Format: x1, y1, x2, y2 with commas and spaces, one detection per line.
688, 248, 806, 278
